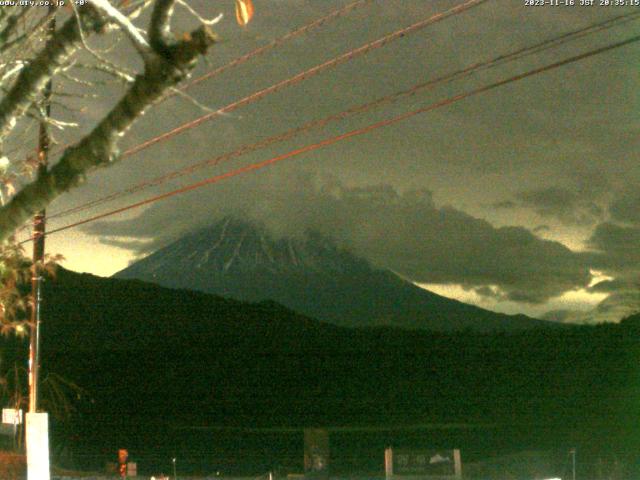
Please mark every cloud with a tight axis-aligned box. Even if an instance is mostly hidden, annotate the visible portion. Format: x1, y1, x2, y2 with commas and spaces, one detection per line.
588, 289, 640, 323
494, 186, 604, 226
471, 285, 502, 299
586, 187, 640, 276
86, 174, 593, 304
543, 287, 640, 325
567, 219, 640, 322
588, 221, 640, 272
493, 200, 516, 209
532, 225, 551, 234
589, 278, 630, 293
608, 187, 640, 225
538, 188, 640, 323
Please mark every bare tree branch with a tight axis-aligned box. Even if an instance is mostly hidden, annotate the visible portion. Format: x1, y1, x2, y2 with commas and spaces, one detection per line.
72, 61, 136, 84
0, 5, 107, 151
0, 21, 216, 240
149, 0, 176, 54
170, 86, 216, 114
0, 7, 32, 46
0, 8, 56, 57
88, 0, 150, 54
176, 0, 223, 27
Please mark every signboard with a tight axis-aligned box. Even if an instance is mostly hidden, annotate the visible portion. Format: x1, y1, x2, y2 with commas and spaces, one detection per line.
385, 448, 461, 478
2, 408, 23, 425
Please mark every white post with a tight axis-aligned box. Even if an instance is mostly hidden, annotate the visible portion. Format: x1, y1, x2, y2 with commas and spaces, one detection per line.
384, 447, 393, 480
26, 412, 50, 480
453, 449, 462, 478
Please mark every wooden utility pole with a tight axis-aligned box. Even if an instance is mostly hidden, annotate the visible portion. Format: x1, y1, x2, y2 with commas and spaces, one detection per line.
27, 109, 49, 413
26, 6, 56, 480
28, 2, 56, 416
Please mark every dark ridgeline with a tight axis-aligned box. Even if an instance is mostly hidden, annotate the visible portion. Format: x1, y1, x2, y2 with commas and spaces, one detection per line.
114, 217, 554, 333
5, 267, 632, 477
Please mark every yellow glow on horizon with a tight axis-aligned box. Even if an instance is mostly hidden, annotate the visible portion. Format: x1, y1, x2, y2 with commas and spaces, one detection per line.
588, 269, 614, 288
417, 282, 609, 320
46, 233, 140, 277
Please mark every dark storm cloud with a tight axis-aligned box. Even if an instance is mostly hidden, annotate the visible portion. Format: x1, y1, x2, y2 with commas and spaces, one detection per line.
532, 225, 551, 234
583, 184, 640, 275
588, 221, 640, 271
561, 288, 640, 324
493, 200, 516, 209
589, 278, 633, 294
542, 272, 640, 324
589, 289, 640, 321
570, 220, 640, 322
494, 186, 604, 226
86, 174, 592, 303
609, 187, 640, 225
470, 286, 506, 301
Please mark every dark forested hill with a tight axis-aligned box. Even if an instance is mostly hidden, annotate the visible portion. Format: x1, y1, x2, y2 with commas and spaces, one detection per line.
34, 268, 639, 426
1, 269, 636, 475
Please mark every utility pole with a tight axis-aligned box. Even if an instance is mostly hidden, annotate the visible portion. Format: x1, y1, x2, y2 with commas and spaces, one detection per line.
26, 5, 56, 480
28, 0, 55, 419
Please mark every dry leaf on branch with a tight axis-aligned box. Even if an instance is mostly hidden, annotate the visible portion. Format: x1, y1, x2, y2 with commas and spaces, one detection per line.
235, 0, 254, 26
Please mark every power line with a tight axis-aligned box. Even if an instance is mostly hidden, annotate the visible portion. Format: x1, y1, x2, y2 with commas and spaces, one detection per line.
46, 11, 640, 222
45, 0, 377, 159
181, 0, 376, 91
120, 0, 490, 158
24, 33, 639, 244
43, 0, 490, 222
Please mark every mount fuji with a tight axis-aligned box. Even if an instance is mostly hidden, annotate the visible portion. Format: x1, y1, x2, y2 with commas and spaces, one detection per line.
114, 217, 553, 332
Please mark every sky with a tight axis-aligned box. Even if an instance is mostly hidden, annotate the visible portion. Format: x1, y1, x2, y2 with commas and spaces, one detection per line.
18, 0, 639, 323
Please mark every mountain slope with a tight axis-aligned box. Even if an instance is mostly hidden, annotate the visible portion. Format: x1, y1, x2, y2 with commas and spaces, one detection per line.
115, 217, 552, 332
2, 269, 633, 476
37, 268, 638, 429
